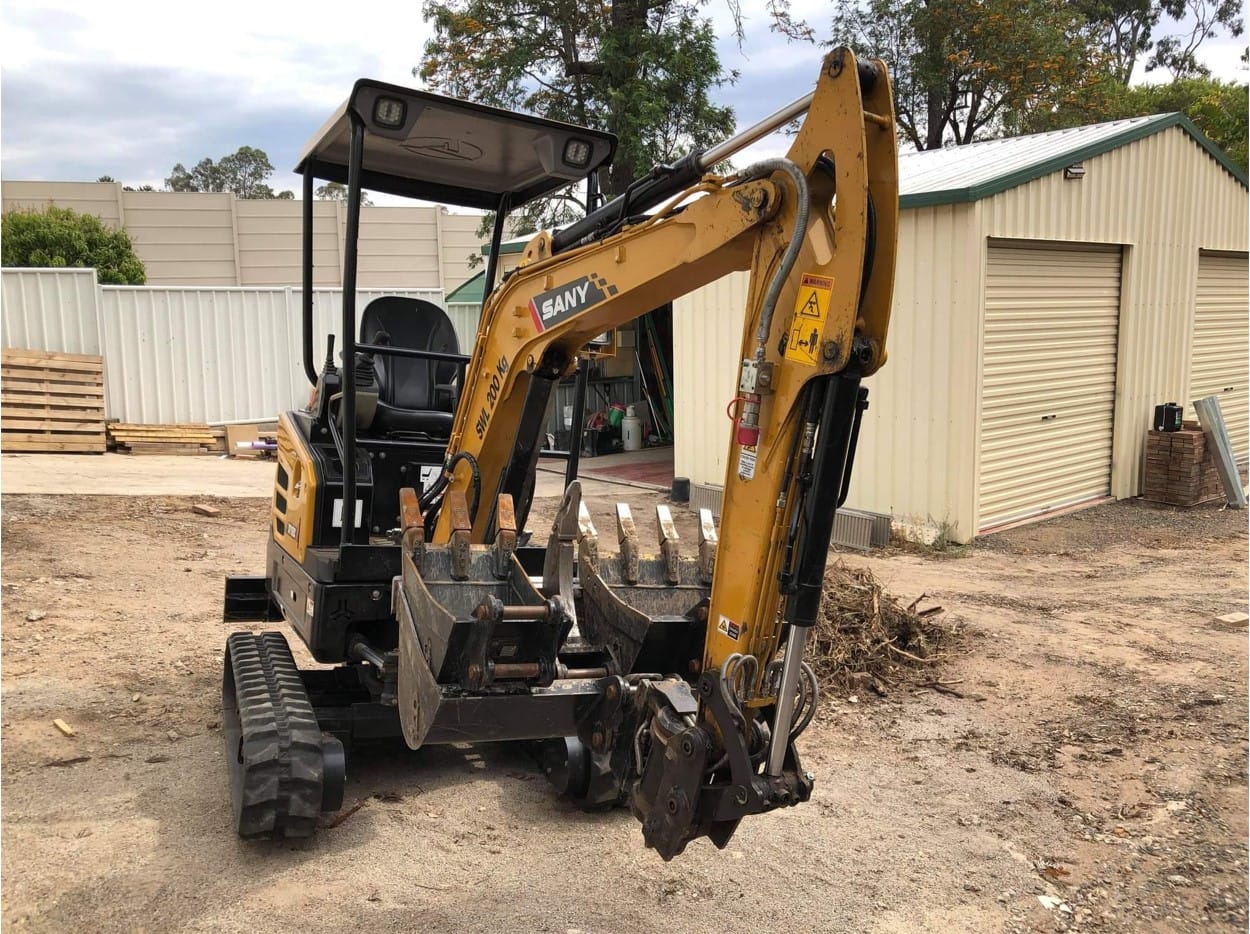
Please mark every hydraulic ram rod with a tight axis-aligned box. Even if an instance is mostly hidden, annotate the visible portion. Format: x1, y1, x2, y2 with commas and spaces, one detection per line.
699, 91, 815, 169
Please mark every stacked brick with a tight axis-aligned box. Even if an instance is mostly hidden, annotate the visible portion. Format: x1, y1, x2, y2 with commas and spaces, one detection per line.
1143, 426, 1222, 506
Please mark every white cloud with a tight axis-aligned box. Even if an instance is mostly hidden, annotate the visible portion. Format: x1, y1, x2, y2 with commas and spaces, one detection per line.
1, 0, 1243, 199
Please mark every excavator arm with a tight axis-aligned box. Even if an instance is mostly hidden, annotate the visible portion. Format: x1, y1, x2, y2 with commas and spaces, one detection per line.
426, 48, 898, 858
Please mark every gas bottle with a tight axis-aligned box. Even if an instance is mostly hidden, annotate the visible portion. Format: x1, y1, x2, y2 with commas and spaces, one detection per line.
622, 405, 643, 452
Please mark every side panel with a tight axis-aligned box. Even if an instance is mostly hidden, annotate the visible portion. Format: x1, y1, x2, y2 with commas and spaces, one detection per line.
272, 411, 318, 564
1189, 251, 1249, 460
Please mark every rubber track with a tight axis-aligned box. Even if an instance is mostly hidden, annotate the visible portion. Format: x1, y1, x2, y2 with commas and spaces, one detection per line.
224, 632, 327, 838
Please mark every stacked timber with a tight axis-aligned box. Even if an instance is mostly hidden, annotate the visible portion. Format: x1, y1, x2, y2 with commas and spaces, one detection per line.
1, 349, 107, 453
1142, 428, 1222, 506
108, 423, 216, 455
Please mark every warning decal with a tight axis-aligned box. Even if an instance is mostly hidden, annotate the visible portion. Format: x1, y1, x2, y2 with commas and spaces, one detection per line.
784, 273, 834, 365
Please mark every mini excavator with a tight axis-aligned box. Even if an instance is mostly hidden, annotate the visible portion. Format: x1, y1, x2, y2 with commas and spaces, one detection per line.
221, 48, 898, 860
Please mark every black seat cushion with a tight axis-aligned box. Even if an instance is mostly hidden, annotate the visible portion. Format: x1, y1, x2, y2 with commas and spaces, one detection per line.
359, 297, 460, 437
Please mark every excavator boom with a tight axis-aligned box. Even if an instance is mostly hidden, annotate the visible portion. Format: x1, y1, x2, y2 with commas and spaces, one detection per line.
423, 48, 899, 857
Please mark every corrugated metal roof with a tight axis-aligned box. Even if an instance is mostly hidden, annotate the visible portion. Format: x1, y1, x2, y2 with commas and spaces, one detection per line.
473, 113, 1246, 241
900, 112, 1247, 207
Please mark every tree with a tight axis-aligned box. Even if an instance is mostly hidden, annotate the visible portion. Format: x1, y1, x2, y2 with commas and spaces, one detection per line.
1147, 0, 1244, 77
832, 0, 1114, 150
1028, 76, 1248, 169
2, 205, 146, 284
1077, 0, 1244, 83
316, 181, 372, 206
165, 146, 294, 199
417, 0, 737, 233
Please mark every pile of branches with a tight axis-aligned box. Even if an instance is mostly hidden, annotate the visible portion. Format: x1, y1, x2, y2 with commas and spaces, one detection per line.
809, 560, 963, 697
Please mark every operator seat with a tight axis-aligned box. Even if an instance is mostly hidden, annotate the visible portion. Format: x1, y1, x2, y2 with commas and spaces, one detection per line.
359, 296, 460, 438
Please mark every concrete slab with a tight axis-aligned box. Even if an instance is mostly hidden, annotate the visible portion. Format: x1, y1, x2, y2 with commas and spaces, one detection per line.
2, 452, 664, 502
1, 453, 276, 498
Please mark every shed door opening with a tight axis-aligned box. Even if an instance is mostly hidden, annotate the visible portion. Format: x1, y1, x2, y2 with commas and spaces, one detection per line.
979, 241, 1122, 531
1189, 251, 1248, 462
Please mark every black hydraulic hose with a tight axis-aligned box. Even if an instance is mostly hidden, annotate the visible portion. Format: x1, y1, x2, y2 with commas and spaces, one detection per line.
446, 451, 482, 524
731, 158, 809, 358
551, 152, 704, 254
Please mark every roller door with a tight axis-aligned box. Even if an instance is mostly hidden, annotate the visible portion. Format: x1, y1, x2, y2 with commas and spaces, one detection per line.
979, 242, 1121, 531
1190, 252, 1248, 461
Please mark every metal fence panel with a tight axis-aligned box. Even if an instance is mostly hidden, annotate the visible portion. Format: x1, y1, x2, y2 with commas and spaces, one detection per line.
1, 268, 102, 354
2, 271, 445, 424
100, 286, 445, 423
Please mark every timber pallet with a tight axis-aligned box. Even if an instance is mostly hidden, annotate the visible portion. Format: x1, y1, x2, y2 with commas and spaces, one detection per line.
108, 422, 217, 455
1, 349, 106, 453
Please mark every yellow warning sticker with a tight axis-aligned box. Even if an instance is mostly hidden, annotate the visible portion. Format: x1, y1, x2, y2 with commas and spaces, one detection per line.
785, 273, 834, 365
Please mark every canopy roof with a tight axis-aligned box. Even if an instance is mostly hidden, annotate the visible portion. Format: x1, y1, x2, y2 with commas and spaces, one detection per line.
296, 80, 616, 210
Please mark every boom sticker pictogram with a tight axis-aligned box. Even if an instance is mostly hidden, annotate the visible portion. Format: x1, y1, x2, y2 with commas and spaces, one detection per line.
785, 273, 834, 365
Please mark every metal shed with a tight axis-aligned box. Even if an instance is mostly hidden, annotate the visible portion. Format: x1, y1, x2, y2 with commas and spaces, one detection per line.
673, 113, 1249, 543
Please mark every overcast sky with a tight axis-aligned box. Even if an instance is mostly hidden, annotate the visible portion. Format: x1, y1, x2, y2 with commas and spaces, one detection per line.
1, 0, 1244, 209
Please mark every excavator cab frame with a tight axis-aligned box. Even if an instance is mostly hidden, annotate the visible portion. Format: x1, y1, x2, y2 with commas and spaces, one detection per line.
296, 80, 618, 533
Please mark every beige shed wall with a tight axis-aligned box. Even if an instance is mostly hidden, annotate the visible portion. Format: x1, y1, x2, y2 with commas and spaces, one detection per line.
672, 204, 983, 542
672, 271, 750, 486
845, 203, 982, 540
976, 126, 1248, 513
1, 181, 486, 293
673, 125, 1247, 544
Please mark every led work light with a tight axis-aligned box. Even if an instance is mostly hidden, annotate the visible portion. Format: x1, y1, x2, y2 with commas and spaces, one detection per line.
563, 138, 592, 168
373, 96, 407, 129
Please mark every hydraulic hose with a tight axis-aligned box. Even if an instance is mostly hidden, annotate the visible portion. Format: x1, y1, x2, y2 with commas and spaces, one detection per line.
733, 158, 810, 360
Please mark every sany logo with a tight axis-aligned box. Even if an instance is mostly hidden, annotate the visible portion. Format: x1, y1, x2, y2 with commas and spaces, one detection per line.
539, 282, 591, 321
528, 274, 616, 331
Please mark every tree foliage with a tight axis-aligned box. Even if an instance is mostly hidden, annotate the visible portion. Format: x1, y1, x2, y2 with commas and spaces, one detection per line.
417, 0, 737, 232
1076, 0, 1244, 83
2, 205, 146, 284
1025, 76, 1248, 170
165, 146, 294, 199
832, 0, 1114, 150
315, 181, 372, 206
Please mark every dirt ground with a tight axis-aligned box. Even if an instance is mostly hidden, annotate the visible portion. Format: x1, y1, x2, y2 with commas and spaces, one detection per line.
1, 478, 1246, 933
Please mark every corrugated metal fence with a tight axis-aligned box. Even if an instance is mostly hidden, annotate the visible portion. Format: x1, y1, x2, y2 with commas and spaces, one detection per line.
0, 268, 470, 424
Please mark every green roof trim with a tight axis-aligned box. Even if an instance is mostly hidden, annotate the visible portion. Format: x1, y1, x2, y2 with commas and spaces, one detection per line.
446, 269, 485, 305
899, 112, 1247, 209
480, 236, 528, 255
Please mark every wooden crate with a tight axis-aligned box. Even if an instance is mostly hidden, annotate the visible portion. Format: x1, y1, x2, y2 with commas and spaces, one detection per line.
1, 349, 106, 453
107, 423, 216, 454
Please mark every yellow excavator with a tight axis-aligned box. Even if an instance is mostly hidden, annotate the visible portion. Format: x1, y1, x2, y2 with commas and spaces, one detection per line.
221, 47, 897, 860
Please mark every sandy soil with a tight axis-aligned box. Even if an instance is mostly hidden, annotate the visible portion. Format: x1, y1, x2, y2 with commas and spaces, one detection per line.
1, 485, 1245, 933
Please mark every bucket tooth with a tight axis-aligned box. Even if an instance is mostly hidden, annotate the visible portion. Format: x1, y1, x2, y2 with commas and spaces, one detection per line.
398, 486, 426, 568
656, 505, 680, 585
616, 503, 639, 584
447, 490, 472, 581
542, 482, 581, 622
577, 501, 599, 572
493, 494, 517, 579
697, 508, 718, 585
